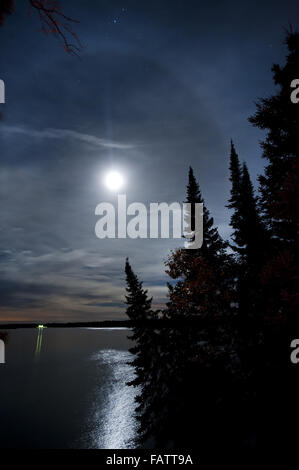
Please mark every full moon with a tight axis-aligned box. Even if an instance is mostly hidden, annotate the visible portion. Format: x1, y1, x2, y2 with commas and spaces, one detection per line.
105, 171, 124, 191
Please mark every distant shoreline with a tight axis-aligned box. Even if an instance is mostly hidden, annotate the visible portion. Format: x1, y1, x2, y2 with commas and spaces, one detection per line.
0, 316, 262, 330
0, 317, 214, 330
0, 320, 131, 329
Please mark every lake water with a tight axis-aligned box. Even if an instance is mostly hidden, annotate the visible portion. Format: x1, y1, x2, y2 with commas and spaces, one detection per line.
0, 328, 139, 449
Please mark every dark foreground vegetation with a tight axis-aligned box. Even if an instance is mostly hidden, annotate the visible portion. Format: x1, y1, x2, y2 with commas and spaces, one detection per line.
125, 32, 299, 453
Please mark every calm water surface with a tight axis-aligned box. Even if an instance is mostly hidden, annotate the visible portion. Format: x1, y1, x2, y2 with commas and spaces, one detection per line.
0, 328, 138, 449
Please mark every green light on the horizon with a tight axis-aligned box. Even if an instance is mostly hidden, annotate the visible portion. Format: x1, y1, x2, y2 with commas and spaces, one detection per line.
35, 325, 46, 358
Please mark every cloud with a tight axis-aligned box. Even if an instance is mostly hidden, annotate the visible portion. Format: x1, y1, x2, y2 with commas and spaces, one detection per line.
1, 125, 135, 150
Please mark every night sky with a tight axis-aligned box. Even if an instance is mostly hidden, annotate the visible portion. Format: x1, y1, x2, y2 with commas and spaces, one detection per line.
0, 0, 298, 322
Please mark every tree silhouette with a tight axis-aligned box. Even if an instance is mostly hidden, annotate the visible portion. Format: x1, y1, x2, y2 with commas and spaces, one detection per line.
123, 31, 299, 454
125, 164, 254, 450
249, 31, 299, 241
227, 140, 242, 249
185, 166, 226, 258
159, 168, 240, 449
227, 142, 267, 262
227, 142, 269, 316
125, 258, 152, 322
166, 167, 232, 319
0, 0, 81, 55
125, 258, 158, 444
249, 30, 299, 453
249, 31, 299, 323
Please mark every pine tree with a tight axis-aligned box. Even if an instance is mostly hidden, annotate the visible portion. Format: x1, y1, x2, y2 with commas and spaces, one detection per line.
226, 140, 242, 247
125, 258, 152, 322
227, 144, 268, 314
249, 31, 299, 244
124, 168, 248, 450
227, 140, 242, 211
162, 168, 242, 449
166, 167, 232, 318
249, 32, 299, 322
236, 163, 267, 264
125, 258, 158, 444
249, 33, 299, 449
125, 258, 153, 386
227, 142, 268, 263
185, 166, 227, 258
239, 163, 267, 263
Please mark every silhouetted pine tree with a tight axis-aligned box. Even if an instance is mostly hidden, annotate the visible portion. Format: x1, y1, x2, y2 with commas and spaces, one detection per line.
227, 141, 242, 208
125, 162, 252, 450
249, 31, 299, 322
226, 151, 264, 419
185, 166, 227, 258
166, 166, 232, 318
125, 258, 160, 444
156, 167, 245, 450
240, 163, 268, 263
249, 31, 299, 245
228, 152, 269, 326
228, 156, 267, 264
125, 258, 152, 322
248, 31, 299, 452
227, 141, 242, 249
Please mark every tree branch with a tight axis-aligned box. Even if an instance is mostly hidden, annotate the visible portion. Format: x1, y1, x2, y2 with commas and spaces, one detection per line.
29, 0, 82, 56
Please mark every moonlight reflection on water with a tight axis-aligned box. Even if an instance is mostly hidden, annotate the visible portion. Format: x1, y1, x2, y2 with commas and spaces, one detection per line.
89, 349, 139, 449
0, 329, 137, 449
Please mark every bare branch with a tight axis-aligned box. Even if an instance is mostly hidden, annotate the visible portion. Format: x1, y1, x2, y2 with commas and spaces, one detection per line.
29, 0, 82, 56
